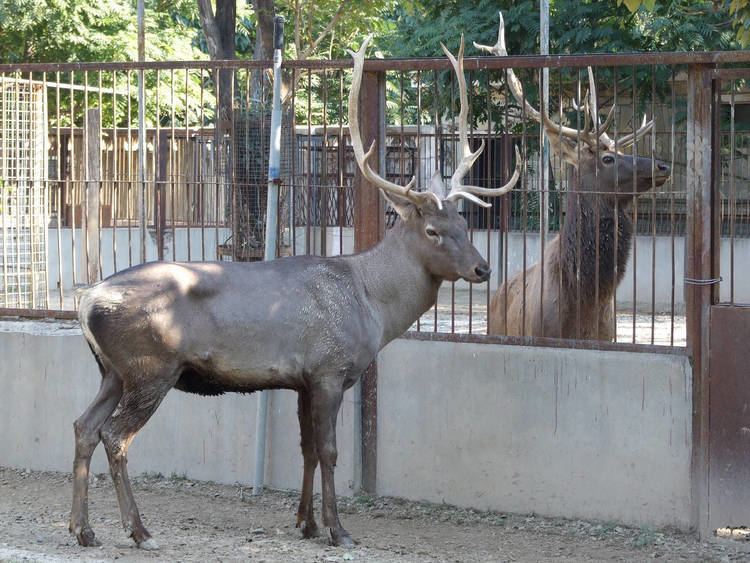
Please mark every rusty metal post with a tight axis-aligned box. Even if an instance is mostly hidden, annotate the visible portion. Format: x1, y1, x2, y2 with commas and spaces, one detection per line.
353, 69, 385, 494
84, 108, 101, 283
685, 63, 719, 538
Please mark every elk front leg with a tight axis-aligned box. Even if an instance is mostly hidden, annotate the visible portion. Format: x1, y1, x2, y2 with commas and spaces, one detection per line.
296, 389, 320, 538
310, 378, 352, 547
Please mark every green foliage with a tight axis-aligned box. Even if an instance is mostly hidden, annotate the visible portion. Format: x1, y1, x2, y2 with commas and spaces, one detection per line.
0, 0, 205, 63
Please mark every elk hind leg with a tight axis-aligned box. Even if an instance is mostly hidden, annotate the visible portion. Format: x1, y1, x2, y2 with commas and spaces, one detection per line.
100, 365, 178, 550
311, 378, 352, 547
296, 389, 320, 538
70, 368, 123, 547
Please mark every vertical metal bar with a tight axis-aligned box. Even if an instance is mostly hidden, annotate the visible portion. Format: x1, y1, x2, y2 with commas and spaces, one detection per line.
650, 65, 657, 344
290, 68, 297, 256
353, 69, 385, 495
669, 67, 677, 346
186, 69, 192, 261
55, 72, 64, 308
467, 68, 474, 334
538, 66, 546, 337
685, 63, 717, 538
97, 71, 104, 279
321, 68, 328, 258
631, 65, 638, 343
170, 68, 176, 262
485, 69, 492, 334
1, 72, 7, 306
729, 80, 736, 303
338, 70, 345, 254
306, 69, 311, 256
199, 68, 206, 260
521, 68, 528, 336
68, 72, 78, 293
415, 69, 422, 332
111, 70, 118, 275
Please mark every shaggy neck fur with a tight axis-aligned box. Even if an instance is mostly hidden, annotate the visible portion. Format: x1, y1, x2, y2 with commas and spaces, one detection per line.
559, 191, 633, 301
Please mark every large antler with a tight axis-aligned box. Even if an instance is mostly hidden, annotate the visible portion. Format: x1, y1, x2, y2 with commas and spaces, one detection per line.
347, 36, 442, 209
576, 67, 653, 150
441, 36, 521, 208
474, 12, 653, 153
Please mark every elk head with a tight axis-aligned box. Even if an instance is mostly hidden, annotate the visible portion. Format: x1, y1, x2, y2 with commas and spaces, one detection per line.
348, 35, 521, 283
474, 12, 671, 202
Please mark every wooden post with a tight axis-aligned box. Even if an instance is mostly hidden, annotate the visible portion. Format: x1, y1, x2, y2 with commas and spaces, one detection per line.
685, 64, 719, 538
353, 70, 385, 494
156, 130, 169, 260
84, 109, 101, 284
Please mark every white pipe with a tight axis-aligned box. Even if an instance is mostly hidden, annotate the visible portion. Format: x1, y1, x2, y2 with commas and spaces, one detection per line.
254, 15, 285, 496
137, 0, 146, 264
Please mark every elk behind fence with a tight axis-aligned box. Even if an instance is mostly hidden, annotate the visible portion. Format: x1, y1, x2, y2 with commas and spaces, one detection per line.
1, 54, 749, 349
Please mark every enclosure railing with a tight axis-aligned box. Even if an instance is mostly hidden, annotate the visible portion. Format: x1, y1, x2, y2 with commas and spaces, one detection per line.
1, 52, 749, 351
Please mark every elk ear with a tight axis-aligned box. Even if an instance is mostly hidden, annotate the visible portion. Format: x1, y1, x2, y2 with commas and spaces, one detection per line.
427, 169, 446, 199
545, 129, 587, 168
380, 189, 417, 220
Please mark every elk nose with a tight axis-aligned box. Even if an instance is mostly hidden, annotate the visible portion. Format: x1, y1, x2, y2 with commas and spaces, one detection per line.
474, 263, 491, 281
657, 162, 670, 174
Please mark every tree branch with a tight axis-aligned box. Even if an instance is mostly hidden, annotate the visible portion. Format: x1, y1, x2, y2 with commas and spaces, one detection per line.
300, 0, 347, 59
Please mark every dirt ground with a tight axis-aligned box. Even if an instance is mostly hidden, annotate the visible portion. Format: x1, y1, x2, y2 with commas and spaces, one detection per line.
1, 467, 749, 562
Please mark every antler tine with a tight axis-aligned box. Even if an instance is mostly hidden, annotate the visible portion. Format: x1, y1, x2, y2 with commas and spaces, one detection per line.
347, 36, 442, 209
445, 145, 523, 208
475, 12, 583, 141
441, 36, 520, 208
617, 114, 654, 148
441, 37, 485, 194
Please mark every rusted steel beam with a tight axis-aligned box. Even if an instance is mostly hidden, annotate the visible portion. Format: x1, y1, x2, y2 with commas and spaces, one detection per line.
400, 330, 688, 356
0, 308, 78, 320
685, 63, 718, 538
353, 70, 385, 495
4, 50, 750, 74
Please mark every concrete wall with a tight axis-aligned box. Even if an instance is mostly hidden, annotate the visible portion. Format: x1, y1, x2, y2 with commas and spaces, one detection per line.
377, 338, 692, 529
0, 322, 355, 496
0, 321, 692, 529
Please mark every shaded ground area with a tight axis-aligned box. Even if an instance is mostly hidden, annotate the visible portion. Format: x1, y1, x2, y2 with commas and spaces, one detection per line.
1, 467, 748, 562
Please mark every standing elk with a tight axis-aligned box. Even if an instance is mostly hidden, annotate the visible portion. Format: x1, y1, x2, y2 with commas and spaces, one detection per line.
69, 36, 519, 550
477, 13, 671, 340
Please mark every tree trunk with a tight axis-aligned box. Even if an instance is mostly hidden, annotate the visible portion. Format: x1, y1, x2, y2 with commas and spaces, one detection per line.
197, 0, 236, 124
251, 0, 275, 103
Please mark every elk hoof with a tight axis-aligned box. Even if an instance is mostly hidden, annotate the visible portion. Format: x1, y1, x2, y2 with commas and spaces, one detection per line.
75, 527, 101, 547
137, 538, 160, 551
329, 527, 354, 548
299, 520, 320, 539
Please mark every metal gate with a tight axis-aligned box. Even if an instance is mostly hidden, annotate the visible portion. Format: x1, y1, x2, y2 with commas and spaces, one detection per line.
692, 66, 750, 535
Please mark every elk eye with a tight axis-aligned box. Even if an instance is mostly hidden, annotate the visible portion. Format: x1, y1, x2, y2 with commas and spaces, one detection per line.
425, 227, 439, 239
602, 155, 615, 164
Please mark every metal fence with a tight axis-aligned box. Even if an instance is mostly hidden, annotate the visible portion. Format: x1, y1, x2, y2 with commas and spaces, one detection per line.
1, 52, 749, 350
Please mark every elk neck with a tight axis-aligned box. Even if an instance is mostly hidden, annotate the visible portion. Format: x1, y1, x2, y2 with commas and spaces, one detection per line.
348, 220, 442, 345
559, 189, 633, 300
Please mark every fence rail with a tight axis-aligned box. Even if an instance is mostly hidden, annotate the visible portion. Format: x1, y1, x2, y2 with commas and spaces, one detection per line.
1, 52, 748, 350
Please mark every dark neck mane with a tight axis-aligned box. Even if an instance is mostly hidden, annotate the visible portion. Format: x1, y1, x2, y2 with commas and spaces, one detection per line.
559, 192, 633, 300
